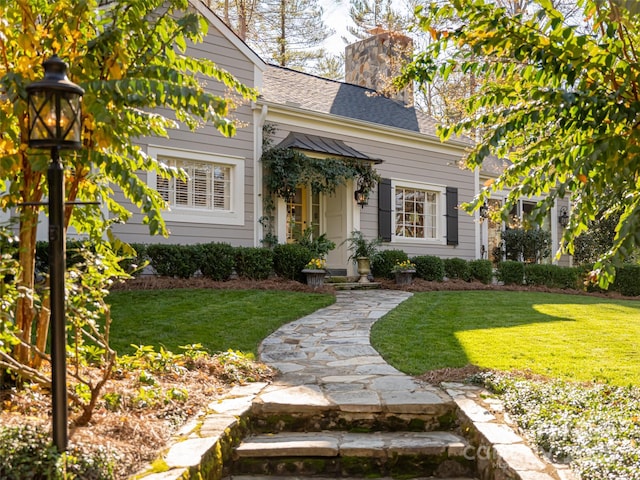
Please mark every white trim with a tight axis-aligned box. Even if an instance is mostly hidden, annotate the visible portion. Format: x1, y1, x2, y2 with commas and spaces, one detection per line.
147, 145, 245, 226
260, 101, 469, 156
390, 178, 446, 246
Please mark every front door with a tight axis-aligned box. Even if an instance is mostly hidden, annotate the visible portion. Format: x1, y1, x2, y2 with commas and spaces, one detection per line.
286, 186, 320, 242
324, 185, 349, 274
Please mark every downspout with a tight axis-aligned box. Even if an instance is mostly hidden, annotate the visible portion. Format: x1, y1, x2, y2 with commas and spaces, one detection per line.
254, 103, 268, 247
474, 166, 481, 259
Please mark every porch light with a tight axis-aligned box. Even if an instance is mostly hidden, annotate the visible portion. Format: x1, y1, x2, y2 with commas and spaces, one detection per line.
354, 188, 368, 208
25, 54, 84, 453
479, 202, 489, 219
558, 206, 569, 228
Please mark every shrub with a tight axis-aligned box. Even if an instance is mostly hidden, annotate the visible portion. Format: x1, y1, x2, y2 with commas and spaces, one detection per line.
502, 228, 552, 263
444, 257, 471, 281
272, 243, 313, 282
469, 259, 493, 284
146, 244, 201, 278
525, 264, 580, 289
0, 425, 115, 479
497, 260, 524, 285
413, 255, 445, 281
297, 228, 336, 258
613, 264, 640, 296
199, 243, 235, 281
118, 242, 147, 277
234, 247, 273, 280
371, 249, 409, 279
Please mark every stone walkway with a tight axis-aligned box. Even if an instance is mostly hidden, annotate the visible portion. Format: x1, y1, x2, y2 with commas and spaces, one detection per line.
255, 290, 453, 416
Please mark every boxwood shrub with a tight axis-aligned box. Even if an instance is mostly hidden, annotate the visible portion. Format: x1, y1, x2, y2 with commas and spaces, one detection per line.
613, 264, 640, 296
234, 247, 273, 280
371, 249, 409, 279
273, 243, 313, 282
444, 257, 471, 281
497, 260, 525, 285
468, 259, 493, 284
199, 242, 235, 281
525, 264, 580, 289
146, 244, 201, 278
413, 255, 444, 282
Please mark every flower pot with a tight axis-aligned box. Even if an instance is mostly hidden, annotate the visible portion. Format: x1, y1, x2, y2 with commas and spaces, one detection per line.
394, 269, 416, 286
356, 257, 371, 283
302, 269, 326, 288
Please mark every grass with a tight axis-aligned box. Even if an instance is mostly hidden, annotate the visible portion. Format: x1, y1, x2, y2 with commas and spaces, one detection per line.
371, 291, 640, 386
107, 289, 334, 356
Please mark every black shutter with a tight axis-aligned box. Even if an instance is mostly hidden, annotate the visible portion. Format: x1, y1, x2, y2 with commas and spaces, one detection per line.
446, 186, 458, 246
378, 178, 392, 242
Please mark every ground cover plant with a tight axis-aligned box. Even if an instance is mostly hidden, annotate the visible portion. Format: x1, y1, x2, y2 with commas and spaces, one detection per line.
107, 289, 334, 355
371, 291, 640, 386
481, 373, 640, 480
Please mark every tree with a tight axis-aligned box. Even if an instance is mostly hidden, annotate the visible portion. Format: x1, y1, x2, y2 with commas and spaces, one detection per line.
205, 0, 260, 41
346, 0, 411, 40
252, 0, 333, 70
0, 0, 254, 419
400, 0, 640, 287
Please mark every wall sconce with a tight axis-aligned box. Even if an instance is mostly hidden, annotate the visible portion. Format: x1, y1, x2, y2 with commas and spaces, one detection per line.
354, 188, 368, 208
479, 202, 489, 219
558, 206, 569, 228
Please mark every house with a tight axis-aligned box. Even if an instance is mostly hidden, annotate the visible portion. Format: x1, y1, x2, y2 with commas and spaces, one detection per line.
19, 1, 569, 274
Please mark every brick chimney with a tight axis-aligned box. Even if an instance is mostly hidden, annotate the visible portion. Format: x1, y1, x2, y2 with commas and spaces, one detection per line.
345, 27, 413, 105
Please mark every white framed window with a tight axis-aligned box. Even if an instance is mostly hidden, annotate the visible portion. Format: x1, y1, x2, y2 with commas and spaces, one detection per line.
392, 179, 445, 243
147, 145, 244, 225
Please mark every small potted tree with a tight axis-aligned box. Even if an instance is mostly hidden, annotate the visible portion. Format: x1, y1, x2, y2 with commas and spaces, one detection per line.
345, 230, 381, 283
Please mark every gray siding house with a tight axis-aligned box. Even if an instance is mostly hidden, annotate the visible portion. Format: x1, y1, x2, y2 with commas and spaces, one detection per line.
84, 1, 569, 273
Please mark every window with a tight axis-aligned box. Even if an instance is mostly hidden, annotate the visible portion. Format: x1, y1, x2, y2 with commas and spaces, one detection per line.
148, 146, 244, 225
157, 159, 231, 211
391, 180, 445, 243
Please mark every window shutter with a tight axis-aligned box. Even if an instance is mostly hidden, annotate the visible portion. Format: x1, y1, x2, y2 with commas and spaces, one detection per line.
446, 186, 459, 246
378, 178, 392, 241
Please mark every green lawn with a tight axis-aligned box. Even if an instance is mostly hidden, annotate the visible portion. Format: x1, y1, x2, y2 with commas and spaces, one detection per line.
371, 291, 640, 386
107, 289, 334, 356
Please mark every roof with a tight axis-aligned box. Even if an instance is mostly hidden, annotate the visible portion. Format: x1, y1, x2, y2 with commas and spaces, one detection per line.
276, 132, 383, 163
261, 65, 443, 137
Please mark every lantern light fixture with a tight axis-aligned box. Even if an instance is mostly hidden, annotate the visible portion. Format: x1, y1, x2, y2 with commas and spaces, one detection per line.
558, 206, 569, 228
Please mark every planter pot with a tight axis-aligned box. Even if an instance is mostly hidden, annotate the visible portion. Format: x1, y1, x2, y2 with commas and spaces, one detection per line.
302, 269, 326, 288
356, 257, 371, 284
394, 270, 416, 286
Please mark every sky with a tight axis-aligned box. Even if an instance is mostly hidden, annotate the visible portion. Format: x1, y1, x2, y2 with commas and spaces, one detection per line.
322, 1, 356, 56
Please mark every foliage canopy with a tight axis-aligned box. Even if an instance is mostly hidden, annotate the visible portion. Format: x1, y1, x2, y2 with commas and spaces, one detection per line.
401, 0, 640, 286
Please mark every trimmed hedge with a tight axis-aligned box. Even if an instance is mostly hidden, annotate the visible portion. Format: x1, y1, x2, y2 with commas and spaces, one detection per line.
145, 244, 201, 278
234, 247, 273, 280
200, 242, 235, 281
524, 264, 580, 289
272, 243, 313, 282
469, 259, 493, 284
613, 264, 640, 297
497, 260, 525, 285
413, 255, 445, 281
371, 249, 409, 279
444, 257, 471, 281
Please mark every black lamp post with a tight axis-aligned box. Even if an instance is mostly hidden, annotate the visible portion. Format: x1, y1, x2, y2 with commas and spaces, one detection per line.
25, 55, 84, 452
479, 202, 489, 220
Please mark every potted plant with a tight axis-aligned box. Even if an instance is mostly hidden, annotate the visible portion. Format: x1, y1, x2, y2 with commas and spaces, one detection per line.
392, 260, 416, 286
302, 257, 327, 288
345, 230, 381, 283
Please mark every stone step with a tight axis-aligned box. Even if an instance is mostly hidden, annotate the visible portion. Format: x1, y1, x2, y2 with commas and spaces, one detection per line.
249, 383, 458, 434
230, 431, 475, 478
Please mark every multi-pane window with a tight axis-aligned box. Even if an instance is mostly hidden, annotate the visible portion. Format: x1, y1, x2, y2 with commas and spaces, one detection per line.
157, 158, 231, 211
395, 187, 438, 239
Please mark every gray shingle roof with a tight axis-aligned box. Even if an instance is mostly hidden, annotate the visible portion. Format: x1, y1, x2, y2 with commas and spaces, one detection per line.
261, 65, 441, 137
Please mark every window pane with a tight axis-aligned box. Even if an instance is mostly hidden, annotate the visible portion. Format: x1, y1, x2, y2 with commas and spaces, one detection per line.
394, 186, 438, 239
157, 157, 231, 211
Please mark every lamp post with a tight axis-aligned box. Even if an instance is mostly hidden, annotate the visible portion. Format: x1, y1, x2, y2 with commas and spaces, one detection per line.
25, 55, 84, 452
558, 206, 569, 229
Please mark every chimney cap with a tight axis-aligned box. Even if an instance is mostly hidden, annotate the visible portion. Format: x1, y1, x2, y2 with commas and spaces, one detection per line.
368, 25, 387, 36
